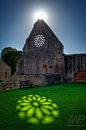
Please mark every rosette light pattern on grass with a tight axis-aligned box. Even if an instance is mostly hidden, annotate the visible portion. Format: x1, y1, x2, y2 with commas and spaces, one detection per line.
16, 95, 59, 124
34, 35, 45, 47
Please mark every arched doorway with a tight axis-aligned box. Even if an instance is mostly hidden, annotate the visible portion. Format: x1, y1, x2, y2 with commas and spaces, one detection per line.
42, 65, 47, 74
74, 71, 86, 82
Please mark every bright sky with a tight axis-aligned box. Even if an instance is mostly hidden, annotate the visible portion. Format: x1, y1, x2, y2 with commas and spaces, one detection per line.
0, 0, 86, 54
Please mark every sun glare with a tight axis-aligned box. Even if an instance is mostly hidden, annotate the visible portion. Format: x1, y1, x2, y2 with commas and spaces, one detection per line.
35, 12, 46, 21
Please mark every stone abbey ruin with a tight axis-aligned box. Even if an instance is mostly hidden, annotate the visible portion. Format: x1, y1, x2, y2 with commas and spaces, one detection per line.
16, 19, 86, 84
0, 19, 86, 90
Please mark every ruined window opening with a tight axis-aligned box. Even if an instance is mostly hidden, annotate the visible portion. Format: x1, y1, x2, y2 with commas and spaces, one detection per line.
42, 65, 47, 74
49, 66, 53, 68
5, 72, 7, 77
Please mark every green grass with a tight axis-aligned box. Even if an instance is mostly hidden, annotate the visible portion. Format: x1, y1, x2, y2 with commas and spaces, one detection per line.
0, 80, 3, 83
0, 82, 86, 130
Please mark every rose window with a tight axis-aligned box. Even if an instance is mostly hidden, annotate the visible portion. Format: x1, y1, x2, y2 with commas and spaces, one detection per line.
34, 35, 45, 47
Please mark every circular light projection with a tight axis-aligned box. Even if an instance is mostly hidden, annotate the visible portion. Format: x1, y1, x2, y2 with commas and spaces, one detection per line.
16, 95, 59, 125
34, 35, 45, 47
6, 88, 9, 90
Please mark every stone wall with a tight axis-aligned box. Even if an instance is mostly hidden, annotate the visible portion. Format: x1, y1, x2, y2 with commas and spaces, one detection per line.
64, 54, 86, 82
0, 73, 63, 91
74, 71, 86, 82
0, 74, 44, 91
16, 49, 64, 76
23, 20, 63, 52
16, 19, 64, 76
43, 74, 63, 86
0, 58, 11, 81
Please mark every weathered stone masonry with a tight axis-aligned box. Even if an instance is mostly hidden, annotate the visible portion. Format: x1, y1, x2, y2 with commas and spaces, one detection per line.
64, 54, 86, 82
0, 58, 11, 81
16, 20, 64, 76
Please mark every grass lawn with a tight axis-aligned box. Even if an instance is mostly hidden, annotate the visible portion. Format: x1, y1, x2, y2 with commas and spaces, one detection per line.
0, 82, 86, 130
0, 80, 3, 83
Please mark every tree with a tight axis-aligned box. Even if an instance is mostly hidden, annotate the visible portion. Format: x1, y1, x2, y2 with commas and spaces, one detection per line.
1, 47, 17, 57
1, 47, 22, 75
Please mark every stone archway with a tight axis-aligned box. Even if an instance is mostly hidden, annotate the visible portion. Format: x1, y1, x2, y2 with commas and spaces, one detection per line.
42, 65, 47, 74
74, 71, 86, 82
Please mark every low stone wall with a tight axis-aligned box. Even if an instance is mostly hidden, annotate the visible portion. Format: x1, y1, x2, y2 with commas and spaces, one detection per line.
0, 74, 44, 90
6, 74, 44, 89
0, 82, 6, 91
64, 76, 73, 83
43, 74, 63, 85
0, 73, 63, 91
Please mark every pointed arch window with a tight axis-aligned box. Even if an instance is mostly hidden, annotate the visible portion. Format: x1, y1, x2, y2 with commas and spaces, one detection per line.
5, 72, 7, 77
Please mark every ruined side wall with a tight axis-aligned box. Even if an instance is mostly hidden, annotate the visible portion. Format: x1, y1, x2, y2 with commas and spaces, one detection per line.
64, 54, 86, 82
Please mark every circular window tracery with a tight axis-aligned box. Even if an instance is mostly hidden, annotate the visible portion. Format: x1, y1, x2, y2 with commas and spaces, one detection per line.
34, 34, 45, 47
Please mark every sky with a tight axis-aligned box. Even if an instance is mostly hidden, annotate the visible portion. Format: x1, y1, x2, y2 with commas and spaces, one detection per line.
0, 0, 86, 55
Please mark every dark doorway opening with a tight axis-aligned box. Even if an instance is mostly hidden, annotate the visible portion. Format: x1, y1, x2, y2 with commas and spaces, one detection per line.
5, 72, 7, 77
42, 65, 47, 74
